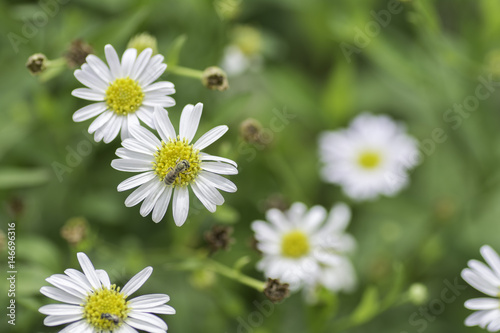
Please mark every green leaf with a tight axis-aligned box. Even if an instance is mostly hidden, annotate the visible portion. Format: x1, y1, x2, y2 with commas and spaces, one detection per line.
166, 34, 187, 67
0, 168, 50, 189
350, 286, 379, 325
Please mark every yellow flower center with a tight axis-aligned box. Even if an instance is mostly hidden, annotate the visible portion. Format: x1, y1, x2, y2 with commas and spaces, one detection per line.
358, 151, 381, 169
153, 138, 201, 187
83, 285, 129, 331
105, 77, 144, 115
281, 230, 310, 258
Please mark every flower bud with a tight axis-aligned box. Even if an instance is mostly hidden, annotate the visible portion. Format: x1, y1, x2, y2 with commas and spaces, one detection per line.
202, 66, 229, 91
127, 32, 158, 55
26, 53, 48, 75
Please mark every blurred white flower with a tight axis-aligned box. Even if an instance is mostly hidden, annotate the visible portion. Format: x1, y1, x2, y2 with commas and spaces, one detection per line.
220, 26, 263, 76
319, 113, 418, 201
111, 103, 238, 226
251, 202, 356, 293
39, 252, 175, 333
72, 44, 175, 143
462, 245, 500, 332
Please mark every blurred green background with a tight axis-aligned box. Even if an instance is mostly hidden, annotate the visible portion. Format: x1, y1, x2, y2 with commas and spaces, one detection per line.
2, 0, 500, 332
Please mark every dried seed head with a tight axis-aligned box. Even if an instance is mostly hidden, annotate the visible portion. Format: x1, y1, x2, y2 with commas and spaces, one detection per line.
26, 53, 48, 75
202, 66, 229, 91
264, 278, 290, 303
65, 39, 93, 68
239, 118, 263, 144
127, 32, 158, 55
204, 225, 234, 253
61, 217, 89, 247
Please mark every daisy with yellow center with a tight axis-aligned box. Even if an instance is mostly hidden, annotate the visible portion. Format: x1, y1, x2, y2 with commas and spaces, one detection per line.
39, 252, 175, 333
72, 44, 175, 143
319, 113, 418, 201
111, 103, 238, 226
251, 202, 357, 294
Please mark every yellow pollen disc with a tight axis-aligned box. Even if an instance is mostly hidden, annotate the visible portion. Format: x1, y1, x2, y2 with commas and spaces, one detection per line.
153, 138, 201, 187
83, 285, 129, 331
105, 77, 144, 115
358, 151, 381, 169
281, 230, 310, 258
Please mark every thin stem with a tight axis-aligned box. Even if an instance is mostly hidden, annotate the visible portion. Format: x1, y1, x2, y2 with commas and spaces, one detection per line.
167, 65, 203, 79
205, 259, 267, 292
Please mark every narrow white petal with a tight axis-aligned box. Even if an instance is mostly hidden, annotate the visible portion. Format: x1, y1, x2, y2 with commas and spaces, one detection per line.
140, 182, 165, 217
201, 162, 238, 175
77, 252, 101, 290
462, 269, 498, 297
198, 171, 237, 193
74, 69, 107, 92
58, 320, 91, 333
173, 186, 189, 226
124, 179, 158, 207
86, 54, 112, 83
129, 123, 161, 149
129, 294, 170, 308
121, 113, 140, 141
39, 304, 83, 316
191, 182, 216, 212
135, 107, 156, 129
64, 269, 92, 291
40, 286, 82, 305
152, 186, 173, 223
179, 103, 202, 143
43, 314, 82, 326
88, 111, 113, 134
95, 269, 111, 288
153, 106, 176, 141
465, 298, 500, 310
133, 304, 176, 315
105, 44, 122, 78
117, 322, 140, 333
302, 205, 327, 232
73, 102, 107, 122
121, 48, 137, 77
128, 312, 167, 330
72, 88, 105, 101
139, 62, 166, 87
131, 48, 153, 80
46, 275, 88, 298
481, 245, 500, 279
103, 114, 123, 143
200, 153, 238, 167
196, 177, 224, 205
116, 148, 153, 161
126, 317, 166, 333
143, 81, 175, 94
118, 172, 157, 192
111, 159, 153, 172
121, 267, 153, 297
143, 96, 176, 108
193, 125, 228, 150
122, 138, 157, 154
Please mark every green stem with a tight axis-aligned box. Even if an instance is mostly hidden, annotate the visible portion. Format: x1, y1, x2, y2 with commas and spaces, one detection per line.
206, 259, 266, 292
167, 65, 203, 79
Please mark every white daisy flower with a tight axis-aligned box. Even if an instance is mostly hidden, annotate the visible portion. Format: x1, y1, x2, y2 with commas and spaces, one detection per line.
39, 252, 175, 333
72, 44, 175, 143
251, 202, 356, 293
319, 113, 419, 201
111, 103, 238, 226
461, 245, 500, 331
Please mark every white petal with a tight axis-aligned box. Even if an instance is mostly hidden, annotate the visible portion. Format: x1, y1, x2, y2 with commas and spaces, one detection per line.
136, 107, 156, 128
179, 103, 202, 143
131, 48, 153, 80
72, 88, 105, 101
112, 158, 153, 172
73, 102, 107, 122
143, 96, 176, 108
198, 171, 237, 193
77, 252, 101, 290
102, 114, 123, 143
40, 286, 82, 305
195, 177, 224, 205
322, 203, 352, 233
39, 304, 83, 316
95, 269, 111, 288
45, 275, 88, 298
88, 110, 113, 134
43, 314, 83, 326
118, 172, 157, 192
143, 81, 175, 94
201, 162, 238, 175
116, 147, 153, 161
86, 54, 112, 83
129, 294, 170, 308
462, 269, 499, 297
121, 48, 137, 77
121, 114, 140, 141
153, 106, 176, 141
191, 182, 217, 213
139, 62, 166, 87
64, 269, 92, 291
58, 320, 92, 333
133, 304, 176, 315
122, 138, 157, 154
74, 69, 107, 92
481, 245, 500, 279
124, 179, 158, 207
465, 298, 500, 310
152, 186, 173, 223
173, 186, 189, 226
302, 205, 327, 232
140, 182, 165, 217
125, 317, 166, 333
105, 44, 122, 78
129, 123, 161, 149
128, 312, 167, 330
121, 267, 153, 297
193, 125, 228, 150
200, 153, 238, 167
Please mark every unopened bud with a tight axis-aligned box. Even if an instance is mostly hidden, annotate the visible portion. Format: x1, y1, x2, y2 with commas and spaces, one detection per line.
264, 278, 290, 303
61, 217, 88, 247
202, 66, 229, 91
204, 225, 234, 253
65, 39, 93, 68
408, 283, 428, 305
127, 32, 158, 55
26, 53, 48, 75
